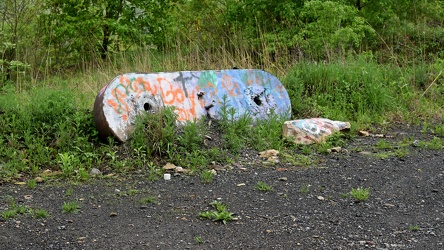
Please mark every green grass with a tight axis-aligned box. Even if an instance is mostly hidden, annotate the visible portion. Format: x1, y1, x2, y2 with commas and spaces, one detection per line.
200, 170, 214, 184
34, 208, 49, 219
194, 236, 204, 244
27, 179, 37, 188
375, 139, 393, 150
139, 196, 158, 205
1, 196, 47, 220
199, 201, 235, 224
65, 189, 74, 197
62, 201, 81, 214
350, 187, 370, 202
299, 184, 311, 193
420, 137, 444, 150
2, 209, 17, 219
409, 225, 420, 232
255, 181, 274, 192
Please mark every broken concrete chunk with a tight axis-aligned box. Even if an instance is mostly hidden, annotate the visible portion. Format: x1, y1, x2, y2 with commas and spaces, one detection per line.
283, 118, 350, 145
162, 163, 177, 170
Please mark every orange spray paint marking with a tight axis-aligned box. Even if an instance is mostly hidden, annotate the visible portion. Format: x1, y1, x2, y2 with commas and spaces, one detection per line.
222, 74, 240, 97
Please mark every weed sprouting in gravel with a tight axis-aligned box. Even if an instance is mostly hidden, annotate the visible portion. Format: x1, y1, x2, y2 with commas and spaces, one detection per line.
394, 148, 409, 158
2, 209, 17, 219
432, 124, 444, 137
194, 236, 204, 244
350, 187, 370, 202
34, 209, 49, 219
422, 137, 444, 150
27, 179, 37, 188
409, 224, 420, 232
15, 205, 27, 215
200, 170, 214, 184
255, 181, 273, 192
65, 188, 74, 197
375, 139, 393, 150
62, 201, 81, 214
199, 200, 235, 224
299, 184, 311, 193
140, 196, 157, 205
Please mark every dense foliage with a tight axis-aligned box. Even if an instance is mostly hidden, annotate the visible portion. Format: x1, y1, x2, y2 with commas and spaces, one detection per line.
1, 0, 444, 84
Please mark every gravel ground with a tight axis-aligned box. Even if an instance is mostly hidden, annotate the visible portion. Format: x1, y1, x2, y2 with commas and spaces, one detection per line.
1, 126, 443, 250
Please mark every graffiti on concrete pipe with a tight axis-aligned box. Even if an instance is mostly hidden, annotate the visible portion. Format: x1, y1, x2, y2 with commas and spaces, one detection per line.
93, 69, 291, 142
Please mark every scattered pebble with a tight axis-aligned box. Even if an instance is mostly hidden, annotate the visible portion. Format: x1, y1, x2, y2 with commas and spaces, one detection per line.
109, 212, 118, 217
278, 177, 287, 181
383, 203, 396, 208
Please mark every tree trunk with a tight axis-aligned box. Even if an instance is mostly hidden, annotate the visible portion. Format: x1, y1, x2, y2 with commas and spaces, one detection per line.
101, 24, 110, 60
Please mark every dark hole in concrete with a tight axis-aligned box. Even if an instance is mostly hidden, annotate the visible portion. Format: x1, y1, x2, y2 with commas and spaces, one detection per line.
144, 103, 152, 112
253, 95, 262, 106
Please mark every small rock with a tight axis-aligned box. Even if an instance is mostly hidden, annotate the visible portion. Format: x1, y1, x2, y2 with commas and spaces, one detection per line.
175, 167, 185, 173
278, 177, 287, 181
359, 131, 370, 136
359, 151, 372, 155
237, 183, 246, 187
267, 156, 280, 163
383, 203, 396, 208
89, 168, 102, 176
330, 147, 342, 153
210, 169, 217, 175
412, 140, 420, 147
163, 163, 177, 170
24, 195, 32, 200
35, 177, 44, 183
259, 149, 279, 158
109, 212, 118, 217
317, 196, 325, 201
432, 189, 439, 193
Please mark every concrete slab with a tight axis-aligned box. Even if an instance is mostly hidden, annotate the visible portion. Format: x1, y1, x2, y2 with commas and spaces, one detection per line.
94, 69, 291, 142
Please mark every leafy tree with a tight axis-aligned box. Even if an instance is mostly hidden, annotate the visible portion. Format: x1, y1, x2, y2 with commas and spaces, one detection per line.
38, 0, 177, 70
0, 0, 35, 86
295, 0, 375, 60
